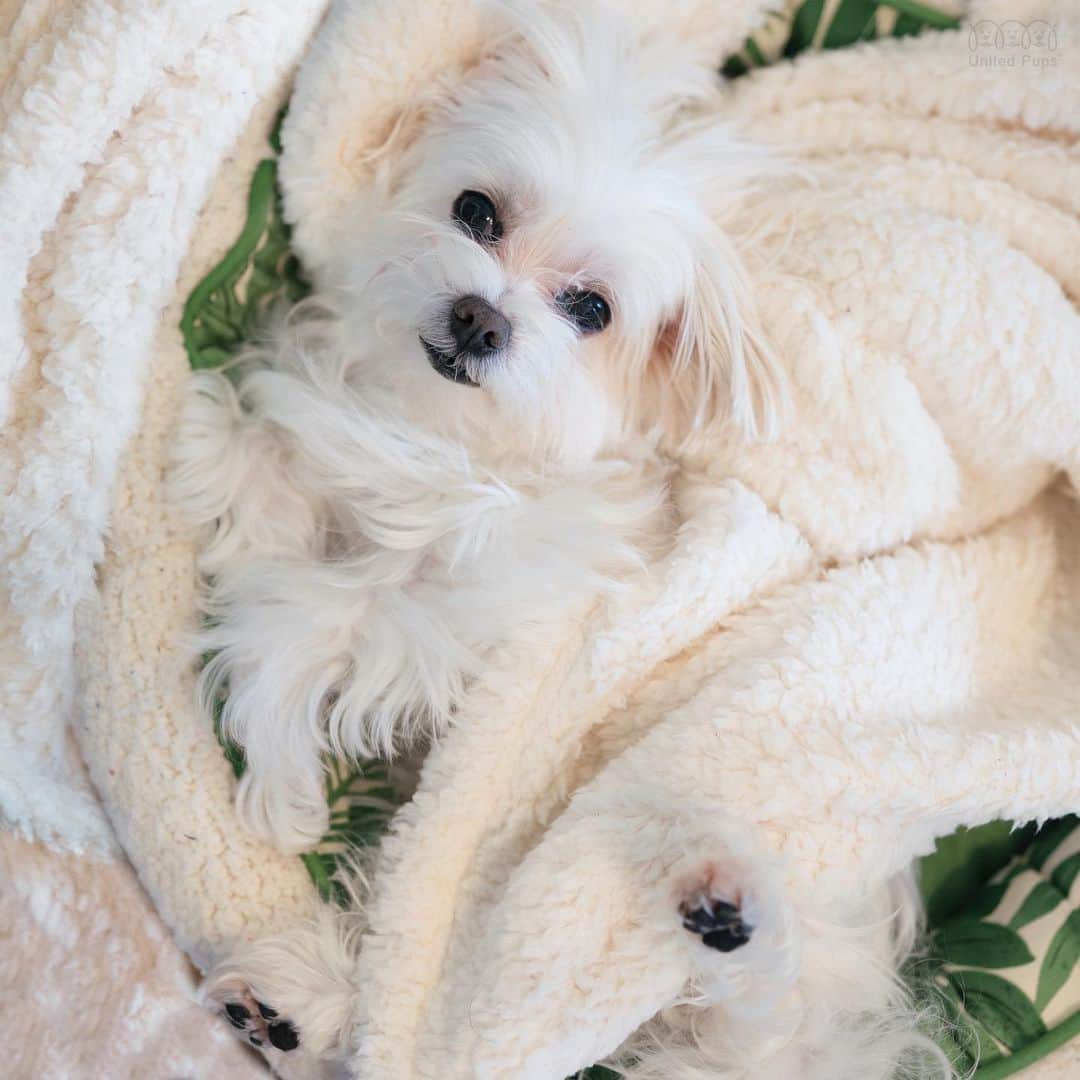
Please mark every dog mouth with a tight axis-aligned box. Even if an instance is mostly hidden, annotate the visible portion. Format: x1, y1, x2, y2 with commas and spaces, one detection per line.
419, 337, 479, 387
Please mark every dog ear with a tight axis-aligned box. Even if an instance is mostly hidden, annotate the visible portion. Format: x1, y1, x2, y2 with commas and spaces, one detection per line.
344, 77, 453, 201
653, 226, 786, 445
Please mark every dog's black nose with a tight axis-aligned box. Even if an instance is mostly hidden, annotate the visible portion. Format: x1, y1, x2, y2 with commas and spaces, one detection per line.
449, 295, 511, 357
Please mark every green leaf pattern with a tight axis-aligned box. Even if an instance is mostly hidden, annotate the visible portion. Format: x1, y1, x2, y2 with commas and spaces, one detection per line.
1035, 910, 1080, 1013
722, 0, 960, 78
1009, 881, 1064, 932
1053, 852, 1080, 896
1027, 815, 1079, 871
180, 143, 310, 372
925, 820, 1080, 1075
937, 919, 1035, 969
947, 970, 1047, 1053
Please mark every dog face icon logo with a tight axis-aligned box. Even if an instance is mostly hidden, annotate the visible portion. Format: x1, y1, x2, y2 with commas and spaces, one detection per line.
969, 20, 1003, 49
1000, 20, 1030, 47
1026, 21, 1058, 50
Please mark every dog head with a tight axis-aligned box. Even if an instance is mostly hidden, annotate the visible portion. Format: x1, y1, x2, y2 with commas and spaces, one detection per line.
337, 2, 783, 465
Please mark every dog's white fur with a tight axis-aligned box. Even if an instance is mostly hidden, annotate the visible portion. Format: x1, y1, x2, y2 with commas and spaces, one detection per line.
171, 308, 669, 851
174, 4, 946, 1078
170, 4, 781, 854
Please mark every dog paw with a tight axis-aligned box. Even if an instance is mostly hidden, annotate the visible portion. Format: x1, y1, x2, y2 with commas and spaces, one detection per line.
235, 770, 330, 854
203, 910, 362, 1067
215, 983, 302, 1053
681, 896, 753, 951
679, 869, 754, 953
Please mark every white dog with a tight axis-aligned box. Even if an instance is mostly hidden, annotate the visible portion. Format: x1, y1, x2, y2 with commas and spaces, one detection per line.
169, 6, 782, 858
169, 1, 790, 1066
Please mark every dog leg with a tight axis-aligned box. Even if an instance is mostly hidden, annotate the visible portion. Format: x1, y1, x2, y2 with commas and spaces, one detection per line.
234, 765, 331, 855
199, 556, 367, 851
203, 896, 365, 1072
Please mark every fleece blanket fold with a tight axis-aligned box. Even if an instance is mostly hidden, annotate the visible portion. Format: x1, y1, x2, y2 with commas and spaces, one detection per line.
1, 2, 329, 1074
4, 0, 1079, 1078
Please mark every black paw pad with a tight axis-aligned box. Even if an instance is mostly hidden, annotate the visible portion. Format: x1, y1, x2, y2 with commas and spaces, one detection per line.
268, 1020, 300, 1051
681, 898, 752, 952
256, 1000, 278, 1019
225, 1002, 250, 1022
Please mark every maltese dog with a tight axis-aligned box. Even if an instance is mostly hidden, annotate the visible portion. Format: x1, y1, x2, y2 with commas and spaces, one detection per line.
169, 1, 781, 864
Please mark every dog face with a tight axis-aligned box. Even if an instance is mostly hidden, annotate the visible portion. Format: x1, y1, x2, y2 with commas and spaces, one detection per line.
339, 6, 781, 466
971, 20, 1002, 48
1000, 20, 1028, 47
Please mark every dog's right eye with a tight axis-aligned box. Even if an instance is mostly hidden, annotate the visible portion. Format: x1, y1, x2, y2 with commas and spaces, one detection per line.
453, 191, 502, 244
556, 288, 611, 335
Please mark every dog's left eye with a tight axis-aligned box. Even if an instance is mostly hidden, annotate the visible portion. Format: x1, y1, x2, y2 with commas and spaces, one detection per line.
556, 288, 611, 335
452, 190, 502, 244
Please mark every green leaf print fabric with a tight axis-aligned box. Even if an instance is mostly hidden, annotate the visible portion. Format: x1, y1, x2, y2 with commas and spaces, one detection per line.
922, 817, 1080, 1078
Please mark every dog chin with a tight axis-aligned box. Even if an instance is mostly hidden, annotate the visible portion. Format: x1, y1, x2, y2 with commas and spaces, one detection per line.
419, 337, 479, 387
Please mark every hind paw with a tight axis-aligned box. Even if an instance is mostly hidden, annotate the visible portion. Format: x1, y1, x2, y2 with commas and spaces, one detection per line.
214, 982, 301, 1052
681, 895, 753, 951
679, 868, 754, 952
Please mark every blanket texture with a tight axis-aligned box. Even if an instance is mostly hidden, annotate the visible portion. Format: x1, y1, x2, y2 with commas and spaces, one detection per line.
4, 0, 1080, 1078
1, 1, 327, 1074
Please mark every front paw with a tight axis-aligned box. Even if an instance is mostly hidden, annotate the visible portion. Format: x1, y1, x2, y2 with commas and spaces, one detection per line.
203, 912, 361, 1067
235, 771, 330, 854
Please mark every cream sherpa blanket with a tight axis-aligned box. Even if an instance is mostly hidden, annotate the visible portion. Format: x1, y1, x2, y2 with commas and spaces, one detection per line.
1, 1, 326, 1074
5, 0, 1080, 1077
